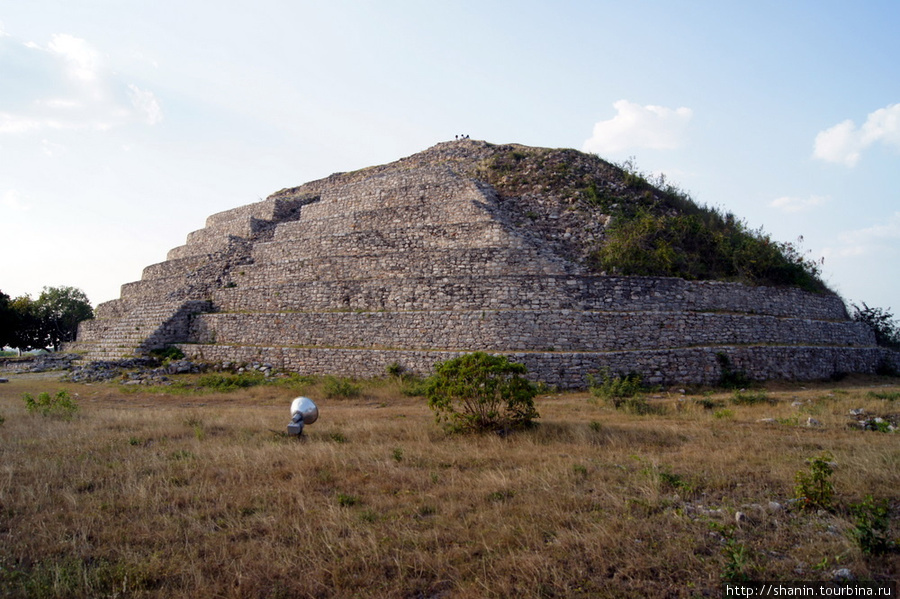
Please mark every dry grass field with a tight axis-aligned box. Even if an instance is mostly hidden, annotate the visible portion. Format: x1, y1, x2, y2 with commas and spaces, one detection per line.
0, 371, 898, 598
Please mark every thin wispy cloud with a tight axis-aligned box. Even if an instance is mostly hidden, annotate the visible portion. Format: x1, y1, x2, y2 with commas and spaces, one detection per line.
46, 33, 103, 83
128, 84, 163, 125
770, 194, 828, 213
813, 103, 900, 167
41, 139, 67, 157
2, 189, 31, 212
583, 99, 693, 155
823, 211, 900, 258
0, 32, 163, 135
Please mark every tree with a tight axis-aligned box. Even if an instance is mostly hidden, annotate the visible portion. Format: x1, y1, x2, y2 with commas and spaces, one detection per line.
1, 286, 93, 351
851, 302, 900, 350
423, 352, 540, 433
7, 295, 43, 351
0, 290, 15, 348
34, 286, 93, 351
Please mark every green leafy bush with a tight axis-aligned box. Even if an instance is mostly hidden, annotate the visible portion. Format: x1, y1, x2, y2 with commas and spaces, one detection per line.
849, 495, 895, 554
793, 453, 835, 512
617, 396, 664, 415
588, 370, 663, 414
590, 209, 828, 292
588, 370, 646, 403
730, 389, 773, 405
196, 371, 265, 391
22, 390, 79, 420
721, 536, 752, 582
323, 376, 361, 399
424, 352, 539, 433
149, 345, 185, 362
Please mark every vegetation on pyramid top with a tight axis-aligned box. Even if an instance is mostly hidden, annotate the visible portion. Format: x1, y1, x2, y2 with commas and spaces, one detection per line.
471, 143, 830, 293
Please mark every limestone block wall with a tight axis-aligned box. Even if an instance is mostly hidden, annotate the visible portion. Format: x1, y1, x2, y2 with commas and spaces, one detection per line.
210, 275, 850, 318
177, 344, 897, 388
189, 309, 872, 353
68, 141, 891, 386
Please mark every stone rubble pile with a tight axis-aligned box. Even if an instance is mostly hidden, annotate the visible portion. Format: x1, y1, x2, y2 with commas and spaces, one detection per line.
0, 353, 80, 373
848, 408, 898, 432
64, 358, 207, 384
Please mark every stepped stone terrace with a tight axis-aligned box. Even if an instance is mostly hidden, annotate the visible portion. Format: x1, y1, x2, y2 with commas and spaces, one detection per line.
68, 140, 894, 388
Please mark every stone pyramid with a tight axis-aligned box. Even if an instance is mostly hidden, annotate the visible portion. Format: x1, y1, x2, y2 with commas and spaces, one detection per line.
69, 140, 889, 387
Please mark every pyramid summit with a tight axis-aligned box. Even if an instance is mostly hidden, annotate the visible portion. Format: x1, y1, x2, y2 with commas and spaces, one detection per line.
68, 139, 893, 387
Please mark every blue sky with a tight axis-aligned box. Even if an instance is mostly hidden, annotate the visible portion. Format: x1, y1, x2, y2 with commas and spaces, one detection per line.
2, 1, 898, 314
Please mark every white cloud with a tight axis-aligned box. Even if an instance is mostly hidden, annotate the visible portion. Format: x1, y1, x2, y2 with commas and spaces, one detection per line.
47, 33, 103, 83
128, 84, 163, 125
770, 194, 828, 213
0, 31, 163, 135
583, 99, 693, 155
813, 103, 900, 166
41, 139, 66, 157
0, 112, 42, 134
2, 189, 31, 212
823, 211, 900, 258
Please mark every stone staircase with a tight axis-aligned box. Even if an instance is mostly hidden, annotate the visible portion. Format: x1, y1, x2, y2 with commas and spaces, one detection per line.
66, 195, 316, 361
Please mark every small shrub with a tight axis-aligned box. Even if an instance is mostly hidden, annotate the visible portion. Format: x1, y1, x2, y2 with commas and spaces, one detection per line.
275, 372, 317, 392
424, 352, 539, 434
486, 490, 515, 503
730, 389, 773, 405
794, 453, 835, 512
866, 418, 893, 433
849, 495, 895, 554
695, 396, 724, 410
386, 362, 405, 378
588, 370, 664, 414
713, 408, 734, 419
399, 376, 429, 397
588, 370, 646, 404
868, 390, 900, 401
197, 372, 265, 391
168, 449, 195, 461
721, 536, 752, 582
22, 390, 79, 420
336, 493, 359, 507
621, 396, 665, 415
359, 510, 379, 523
657, 469, 694, 495
149, 345, 185, 362
323, 376, 361, 399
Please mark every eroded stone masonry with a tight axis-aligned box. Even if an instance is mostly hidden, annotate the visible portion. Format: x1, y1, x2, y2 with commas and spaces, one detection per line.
67, 140, 896, 387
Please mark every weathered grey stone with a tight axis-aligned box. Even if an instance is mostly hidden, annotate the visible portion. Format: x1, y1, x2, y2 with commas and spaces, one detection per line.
64, 140, 899, 388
